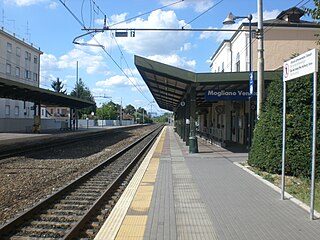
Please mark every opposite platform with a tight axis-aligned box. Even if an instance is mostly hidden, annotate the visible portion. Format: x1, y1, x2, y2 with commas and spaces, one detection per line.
97, 126, 320, 240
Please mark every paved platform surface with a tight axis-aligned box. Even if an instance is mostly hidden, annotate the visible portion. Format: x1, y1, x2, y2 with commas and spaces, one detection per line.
97, 126, 320, 240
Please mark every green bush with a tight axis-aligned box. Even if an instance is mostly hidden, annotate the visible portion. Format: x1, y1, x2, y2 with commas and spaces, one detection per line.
248, 73, 320, 179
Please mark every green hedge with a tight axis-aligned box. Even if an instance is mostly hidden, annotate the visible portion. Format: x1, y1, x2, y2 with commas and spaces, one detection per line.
248, 74, 320, 179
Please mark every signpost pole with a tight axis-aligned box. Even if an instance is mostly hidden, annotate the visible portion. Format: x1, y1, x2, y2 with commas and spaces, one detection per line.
310, 71, 317, 220
281, 80, 287, 200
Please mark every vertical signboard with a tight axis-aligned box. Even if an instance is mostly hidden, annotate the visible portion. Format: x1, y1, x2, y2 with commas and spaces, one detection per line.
281, 49, 318, 220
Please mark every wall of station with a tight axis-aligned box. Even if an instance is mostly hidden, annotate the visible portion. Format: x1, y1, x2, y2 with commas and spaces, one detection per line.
197, 99, 254, 147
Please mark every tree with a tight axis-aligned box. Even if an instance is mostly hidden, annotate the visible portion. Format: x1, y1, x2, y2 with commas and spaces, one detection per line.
153, 112, 172, 123
248, 72, 320, 179
124, 104, 136, 115
136, 107, 151, 123
304, 1, 320, 21
96, 101, 119, 120
304, 1, 320, 44
51, 77, 66, 94
70, 78, 96, 119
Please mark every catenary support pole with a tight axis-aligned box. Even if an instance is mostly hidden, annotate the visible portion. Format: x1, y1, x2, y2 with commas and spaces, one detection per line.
257, 0, 264, 119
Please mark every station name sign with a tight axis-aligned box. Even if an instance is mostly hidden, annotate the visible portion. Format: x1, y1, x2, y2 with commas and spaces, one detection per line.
205, 89, 256, 101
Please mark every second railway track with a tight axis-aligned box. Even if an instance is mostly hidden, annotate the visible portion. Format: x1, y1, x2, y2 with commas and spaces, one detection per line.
0, 125, 163, 239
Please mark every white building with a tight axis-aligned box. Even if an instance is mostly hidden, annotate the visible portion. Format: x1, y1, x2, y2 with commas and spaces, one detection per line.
0, 27, 42, 119
210, 7, 320, 73
205, 7, 320, 146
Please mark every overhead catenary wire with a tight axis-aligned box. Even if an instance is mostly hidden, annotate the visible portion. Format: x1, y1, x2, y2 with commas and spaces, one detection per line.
58, 0, 153, 105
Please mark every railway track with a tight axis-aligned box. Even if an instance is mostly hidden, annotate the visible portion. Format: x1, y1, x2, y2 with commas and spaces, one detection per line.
0, 125, 163, 239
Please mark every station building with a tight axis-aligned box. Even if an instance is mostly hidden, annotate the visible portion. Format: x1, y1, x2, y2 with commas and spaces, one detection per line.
136, 7, 320, 150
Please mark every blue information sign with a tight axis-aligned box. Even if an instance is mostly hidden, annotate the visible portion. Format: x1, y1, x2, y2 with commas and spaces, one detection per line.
249, 72, 254, 96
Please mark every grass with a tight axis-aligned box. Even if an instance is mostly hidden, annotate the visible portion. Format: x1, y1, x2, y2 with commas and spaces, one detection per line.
241, 162, 320, 213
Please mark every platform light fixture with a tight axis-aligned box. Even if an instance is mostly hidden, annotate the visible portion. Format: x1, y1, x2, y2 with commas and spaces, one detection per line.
223, 12, 253, 149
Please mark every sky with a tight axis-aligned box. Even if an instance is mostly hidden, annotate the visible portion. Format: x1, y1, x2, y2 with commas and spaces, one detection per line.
0, 0, 315, 115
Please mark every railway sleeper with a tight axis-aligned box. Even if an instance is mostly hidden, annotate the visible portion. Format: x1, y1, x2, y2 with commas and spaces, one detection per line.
79, 184, 109, 189
84, 180, 111, 185
64, 195, 98, 201
77, 185, 107, 191
96, 214, 107, 222
91, 221, 100, 229
59, 199, 94, 205
52, 203, 90, 211
46, 209, 83, 216
38, 213, 82, 222
69, 191, 101, 197
85, 228, 96, 238
29, 220, 72, 229
7, 236, 48, 240
16, 226, 66, 238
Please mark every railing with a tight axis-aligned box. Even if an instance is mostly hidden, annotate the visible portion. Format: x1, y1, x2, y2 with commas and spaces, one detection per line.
197, 127, 224, 145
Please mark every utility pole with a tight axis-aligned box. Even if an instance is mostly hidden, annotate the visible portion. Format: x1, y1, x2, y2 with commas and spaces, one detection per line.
257, 0, 264, 119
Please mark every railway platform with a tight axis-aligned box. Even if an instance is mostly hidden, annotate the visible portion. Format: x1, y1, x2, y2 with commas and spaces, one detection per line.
0, 125, 138, 152
95, 125, 320, 240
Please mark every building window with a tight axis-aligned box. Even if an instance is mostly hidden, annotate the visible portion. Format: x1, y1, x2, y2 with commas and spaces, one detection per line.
33, 73, 38, 82
236, 52, 240, 72
14, 106, 19, 116
6, 63, 11, 74
50, 109, 53, 114
34, 55, 38, 64
25, 51, 31, 61
16, 47, 21, 57
15, 67, 20, 77
221, 62, 225, 72
5, 105, 10, 115
7, 42, 12, 53
25, 70, 31, 79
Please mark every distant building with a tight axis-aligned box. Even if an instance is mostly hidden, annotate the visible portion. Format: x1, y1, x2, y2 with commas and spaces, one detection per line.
0, 27, 43, 119
210, 7, 320, 73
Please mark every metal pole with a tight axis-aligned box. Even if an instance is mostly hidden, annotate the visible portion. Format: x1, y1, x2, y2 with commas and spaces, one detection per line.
310, 72, 317, 220
257, 0, 264, 119
248, 16, 252, 149
281, 80, 287, 200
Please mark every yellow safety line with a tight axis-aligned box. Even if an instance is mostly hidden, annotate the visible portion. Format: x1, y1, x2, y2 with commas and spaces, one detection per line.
115, 127, 166, 240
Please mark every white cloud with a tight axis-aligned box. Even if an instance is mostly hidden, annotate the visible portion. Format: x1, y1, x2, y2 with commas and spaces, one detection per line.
160, 0, 214, 13
40, 53, 59, 71
148, 54, 196, 71
6, 0, 50, 6
95, 73, 148, 93
91, 88, 113, 97
41, 48, 109, 75
96, 75, 135, 88
93, 9, 191, 56
180, 42, 193, 51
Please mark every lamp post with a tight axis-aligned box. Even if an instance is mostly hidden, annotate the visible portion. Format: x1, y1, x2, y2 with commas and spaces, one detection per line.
223, 12, 253, 149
